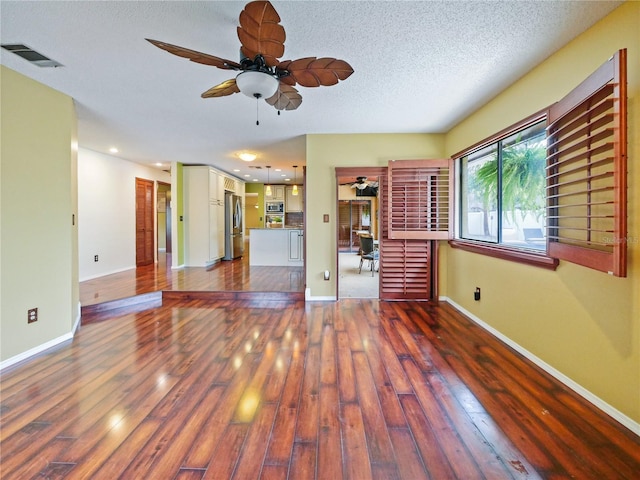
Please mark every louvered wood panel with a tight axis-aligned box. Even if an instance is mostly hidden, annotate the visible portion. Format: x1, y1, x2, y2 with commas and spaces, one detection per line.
546, 49, 627, 276
387, 159, 453, 240
378, 173, 434, 300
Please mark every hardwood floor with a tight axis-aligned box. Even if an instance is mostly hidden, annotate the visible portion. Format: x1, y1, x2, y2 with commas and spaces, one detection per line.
80, 249, 304, 307
2, 257, 639, 478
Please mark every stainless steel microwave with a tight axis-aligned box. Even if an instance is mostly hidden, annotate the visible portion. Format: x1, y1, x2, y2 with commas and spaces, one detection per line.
266, 202, 284, 213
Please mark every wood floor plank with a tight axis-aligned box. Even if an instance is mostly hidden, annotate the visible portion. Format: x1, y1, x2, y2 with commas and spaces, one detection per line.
201, 423, 249, 479
387, 428, 429, 480
401, 357, 484, 480
259, 464, 288, 480
320, 324, 337, 385
352, 351, 396, 465
340, 402, 373, 480
399, 394, 457, 479
264, 354, 305, 465
230, 403, 278, 479
289, 441, 317, 480
336, 330, 357, 403
295, 345, 320, 443
180, 355, 255, 469
317, 384, 343, 480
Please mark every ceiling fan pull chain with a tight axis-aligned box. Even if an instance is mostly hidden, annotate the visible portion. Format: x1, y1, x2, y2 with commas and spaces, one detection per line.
255, 93, 261, 125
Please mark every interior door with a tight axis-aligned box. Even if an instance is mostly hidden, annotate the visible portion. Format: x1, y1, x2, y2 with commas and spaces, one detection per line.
136, 177, 154, 266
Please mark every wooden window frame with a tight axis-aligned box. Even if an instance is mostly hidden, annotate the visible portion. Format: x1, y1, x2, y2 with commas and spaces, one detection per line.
450, 111, 559, 270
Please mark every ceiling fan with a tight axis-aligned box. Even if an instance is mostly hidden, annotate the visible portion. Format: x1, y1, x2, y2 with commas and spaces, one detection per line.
146, 1, 354, 113
350, 176, 378, 190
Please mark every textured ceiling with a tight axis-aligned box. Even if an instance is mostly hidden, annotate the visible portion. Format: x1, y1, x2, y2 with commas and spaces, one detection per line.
0, 0, 622, 183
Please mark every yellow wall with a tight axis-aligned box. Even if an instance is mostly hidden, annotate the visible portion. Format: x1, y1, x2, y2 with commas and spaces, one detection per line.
1, 66, 78, 362
306, 133, 445, 297
443, 2, 639, 424
245, 183, 265, 228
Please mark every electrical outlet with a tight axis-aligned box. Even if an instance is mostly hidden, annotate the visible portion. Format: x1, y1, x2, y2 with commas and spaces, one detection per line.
28, 308, 38, 323
94, 255, 99, 262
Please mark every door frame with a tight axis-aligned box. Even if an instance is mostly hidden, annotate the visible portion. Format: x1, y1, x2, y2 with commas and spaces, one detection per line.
335, 167, 385, 299
157, 181, 171, 255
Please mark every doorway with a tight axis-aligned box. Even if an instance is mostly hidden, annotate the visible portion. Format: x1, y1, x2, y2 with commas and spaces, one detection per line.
157, 182, 171, 255
336, 169, 382, 299
135, 177, 154, 267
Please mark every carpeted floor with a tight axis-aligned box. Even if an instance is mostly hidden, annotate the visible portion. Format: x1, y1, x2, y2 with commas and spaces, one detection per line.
338, 252, 379, 298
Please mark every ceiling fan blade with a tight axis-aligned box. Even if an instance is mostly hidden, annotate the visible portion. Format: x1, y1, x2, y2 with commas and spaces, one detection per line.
146, 39, 241, 70
201, 79, 240, 98
285, 57, 354, 87
237, 1, 285, 67
266, 83, 302, 110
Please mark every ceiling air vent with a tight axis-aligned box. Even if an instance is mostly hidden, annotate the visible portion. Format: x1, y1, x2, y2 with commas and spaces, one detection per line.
1, 44, 63, 68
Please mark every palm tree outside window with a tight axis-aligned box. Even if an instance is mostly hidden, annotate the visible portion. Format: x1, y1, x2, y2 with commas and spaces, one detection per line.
460, 120, 547, 250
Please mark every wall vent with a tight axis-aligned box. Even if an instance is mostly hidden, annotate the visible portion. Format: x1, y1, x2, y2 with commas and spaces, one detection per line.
224, 177, 236, 191
1, 44, 63, 68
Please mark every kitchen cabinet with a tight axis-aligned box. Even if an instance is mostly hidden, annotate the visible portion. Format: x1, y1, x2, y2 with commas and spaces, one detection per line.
249, 228, 303, 266
184, 166, 224, 266
285, 186, 303, 212
265, 185, 285, 201
288, 229, 303, 262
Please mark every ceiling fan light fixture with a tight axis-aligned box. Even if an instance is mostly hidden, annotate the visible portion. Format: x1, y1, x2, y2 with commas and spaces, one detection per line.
239, 152, 256, 162
236, 71, 278, 99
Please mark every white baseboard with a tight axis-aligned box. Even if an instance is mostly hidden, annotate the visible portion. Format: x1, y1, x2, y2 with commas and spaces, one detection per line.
79, 265, 135, 282
440, 296, 640, 436
0, 331, 74, 371
305, 288, 336, 301
73, 301, 81, 334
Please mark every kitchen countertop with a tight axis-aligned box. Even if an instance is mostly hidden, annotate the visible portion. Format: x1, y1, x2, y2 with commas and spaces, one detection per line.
250, 226, 303, 230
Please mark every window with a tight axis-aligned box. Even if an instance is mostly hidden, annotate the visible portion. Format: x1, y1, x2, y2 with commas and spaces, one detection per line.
459, 119, 547, 251
452, 49, 626, 276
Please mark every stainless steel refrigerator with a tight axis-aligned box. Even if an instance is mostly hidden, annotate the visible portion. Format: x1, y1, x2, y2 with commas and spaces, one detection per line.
223, 192, 243, 260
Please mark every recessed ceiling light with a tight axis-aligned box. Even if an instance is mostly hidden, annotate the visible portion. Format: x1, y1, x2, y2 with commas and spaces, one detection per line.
275, 168, 281, 172
233, 169, 240, 172
281, 174, 286, 177
155, 163, 162, 167
285, 178, 291, 181
109, 147, 119, 154
239, 152, 256, 162
244, 174, 251, 177
253, 179, 259, 182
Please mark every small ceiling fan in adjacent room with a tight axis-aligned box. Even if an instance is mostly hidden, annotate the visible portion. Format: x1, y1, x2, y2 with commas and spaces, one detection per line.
344, 176, 378, 196
146, 0, 354, 118
350, 177, 378, 190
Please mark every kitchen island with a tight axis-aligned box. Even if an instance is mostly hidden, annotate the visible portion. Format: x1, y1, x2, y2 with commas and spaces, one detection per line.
249, 228, 304, 266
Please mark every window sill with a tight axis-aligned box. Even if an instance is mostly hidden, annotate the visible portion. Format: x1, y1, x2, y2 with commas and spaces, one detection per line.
448, 239, 559, 270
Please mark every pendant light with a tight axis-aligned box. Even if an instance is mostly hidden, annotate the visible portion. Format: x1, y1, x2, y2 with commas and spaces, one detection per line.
265, 165, 272, 196
292, 165, 299, 196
